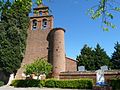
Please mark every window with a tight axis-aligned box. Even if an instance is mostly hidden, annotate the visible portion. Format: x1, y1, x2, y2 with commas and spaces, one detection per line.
42, 19, 47, 29
39, 11, 42, 16
32, 20, 37, 30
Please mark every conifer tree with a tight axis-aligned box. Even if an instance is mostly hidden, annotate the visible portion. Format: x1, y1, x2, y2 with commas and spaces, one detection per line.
77, 44, 110, 70
111, 42, 120, 69
93, 44, 110, 70
76, 44, 95, 70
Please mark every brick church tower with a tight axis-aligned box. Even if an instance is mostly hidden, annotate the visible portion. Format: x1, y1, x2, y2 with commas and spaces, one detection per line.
15, 4, 69, 79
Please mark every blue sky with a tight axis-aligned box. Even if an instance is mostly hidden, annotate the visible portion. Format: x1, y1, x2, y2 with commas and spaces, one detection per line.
32, 0, 120, 59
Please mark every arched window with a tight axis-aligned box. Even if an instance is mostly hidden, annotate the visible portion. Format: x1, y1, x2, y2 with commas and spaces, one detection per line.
39, 11, 42, 16
32, 20, 37, 30
42, 19, 47, 29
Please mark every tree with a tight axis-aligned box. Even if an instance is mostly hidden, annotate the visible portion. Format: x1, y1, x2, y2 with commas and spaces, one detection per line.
93, 44, 110, 70
111, 42, 120, 69
0, 0, 32, 74
76, 44, 95, 70
77, 44, 110, 70
24, 58, 52, 78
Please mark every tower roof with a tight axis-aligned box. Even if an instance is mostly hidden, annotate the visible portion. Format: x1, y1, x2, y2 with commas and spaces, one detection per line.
33, 4, 49, 10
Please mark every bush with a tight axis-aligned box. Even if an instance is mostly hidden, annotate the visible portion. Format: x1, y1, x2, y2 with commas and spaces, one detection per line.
0, 81, 4, 87
11, 79, 93, 89
108, 78, 120, 90
24, 58, 52, 77
11, 79, 45, 87
45, 79, 93, 89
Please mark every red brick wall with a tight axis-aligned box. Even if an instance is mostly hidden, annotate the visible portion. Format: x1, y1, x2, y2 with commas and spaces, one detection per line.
60, 71, 120, 84
50, 28, 66, 78
65, 57, 77, 72
15, 15, 53, 79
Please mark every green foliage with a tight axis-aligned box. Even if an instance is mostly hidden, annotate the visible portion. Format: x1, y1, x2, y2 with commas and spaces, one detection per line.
114, 7, 120, 11
45, 79, 93, 89
0, 0, 11, 19
36, 0, 42, 5
77, 44, 110, 70
93, 44, 110, 70
88, 0, 120, 31
108, 78, 120, 90
0, 0, 32, 74
77, 44, 95, 70
24, 58, 52, 77
0, 81, 4, 87
111, 42, 120, 69
11, 79, 93, 89
45, 79, 56, 88
11, 79, 45, 87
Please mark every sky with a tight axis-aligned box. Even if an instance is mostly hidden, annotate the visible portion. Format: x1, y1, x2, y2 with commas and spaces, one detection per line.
31, 0, 120, 59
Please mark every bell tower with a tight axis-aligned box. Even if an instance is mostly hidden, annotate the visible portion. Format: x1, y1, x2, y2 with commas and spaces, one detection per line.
15, 4, 54, 79
30, 4, 53, 31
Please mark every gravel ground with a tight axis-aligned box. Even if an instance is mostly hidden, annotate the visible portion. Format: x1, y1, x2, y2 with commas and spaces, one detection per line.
0, 86, 91, 90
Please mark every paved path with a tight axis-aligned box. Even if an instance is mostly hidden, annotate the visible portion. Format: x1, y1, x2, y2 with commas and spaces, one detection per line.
0, 86, 91, 90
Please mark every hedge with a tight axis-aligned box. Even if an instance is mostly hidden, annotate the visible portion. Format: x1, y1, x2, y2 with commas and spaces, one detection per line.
108, 78, 120, 90
11, 79, 93, 89
11, 79, 45, 87
45, 79, 93, 89
0, 81, 4, 87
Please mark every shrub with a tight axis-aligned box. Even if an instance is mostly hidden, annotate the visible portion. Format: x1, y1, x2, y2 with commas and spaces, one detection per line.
45, 79, 93, 89
11, 79, 45, 87
45, 79, 56, 88
0, 81, 4, 87
24, 58, 52, 77
39, 80, 45, 88
108, 78, 120, 90
11, 78, 93, 89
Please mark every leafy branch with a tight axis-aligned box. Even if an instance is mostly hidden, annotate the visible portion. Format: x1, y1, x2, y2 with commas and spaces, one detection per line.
88, 0, 120, 31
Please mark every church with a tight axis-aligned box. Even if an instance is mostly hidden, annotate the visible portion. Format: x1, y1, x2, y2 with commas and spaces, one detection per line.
15, 4, 77, 79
